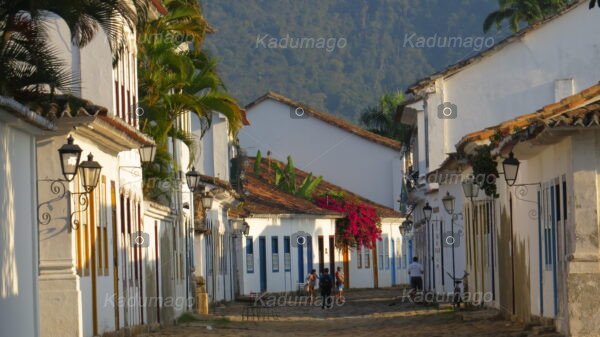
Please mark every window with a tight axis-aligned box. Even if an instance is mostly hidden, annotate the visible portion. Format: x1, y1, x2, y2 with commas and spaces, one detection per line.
424, 107, 430, 168
562, 178, 567, 220
272, 236, 279, 272
384, 238, 390, 270
220, 234, 227, 275
283, 236, 291, 271
542, 183, 557, 270
246, 236, 254, 273
377, 240, 384, 270
365, 249, 371, 269
356, 246, 362, 268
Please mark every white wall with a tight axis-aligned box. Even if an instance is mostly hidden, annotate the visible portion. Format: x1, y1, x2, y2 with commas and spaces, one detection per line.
240, 99, 402, 210
416, 4, 600, 173
239, 217, 406, 294
193, 112, 231, 181
0, 120, 39, 337
240, 216, 337, 294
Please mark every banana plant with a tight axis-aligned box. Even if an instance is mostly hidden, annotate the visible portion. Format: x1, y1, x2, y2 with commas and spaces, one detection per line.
268, 155, 322, 200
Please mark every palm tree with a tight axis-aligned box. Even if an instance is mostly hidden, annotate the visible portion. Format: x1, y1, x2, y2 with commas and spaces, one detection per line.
359, 91, 409, 142
483, 0, 570, 33
0, 0, 146, 97
137, 0, 244, 200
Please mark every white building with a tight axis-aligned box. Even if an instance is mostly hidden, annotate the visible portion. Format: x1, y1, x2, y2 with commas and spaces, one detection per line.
398, 0, 599, 298
240, 92, 404, 211
232, 157, 407, 295
191, 111, 250, 303
0, 98, 55, 337
451, 84, 600, 337
27, 2, 197, 336
397, 1, 600, 335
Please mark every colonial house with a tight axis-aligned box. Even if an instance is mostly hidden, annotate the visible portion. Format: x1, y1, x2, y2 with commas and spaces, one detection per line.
240, 92, 404, 211
397, 0, 599, 304
191, 110, 250, 304
230, 157, 407, 295
0, 98, 55, 337
24, 2, 199, 336
446, 83, 600, 337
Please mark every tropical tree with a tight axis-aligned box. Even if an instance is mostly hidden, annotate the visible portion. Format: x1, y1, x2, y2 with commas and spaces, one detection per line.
137, 0, 244, 201
0, 0, 146, 98
483, 0, 572, 33
359, 91, 410, 143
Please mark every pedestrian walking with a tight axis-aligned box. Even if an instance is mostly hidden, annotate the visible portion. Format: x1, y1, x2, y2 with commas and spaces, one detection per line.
408, 256, 424, 297
306, 269, 317, 304
319, 268, 333, 309
335, 266, 345, 302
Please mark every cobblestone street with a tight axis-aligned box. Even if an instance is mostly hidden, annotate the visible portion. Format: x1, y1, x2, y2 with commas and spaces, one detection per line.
140, 289, 534, 337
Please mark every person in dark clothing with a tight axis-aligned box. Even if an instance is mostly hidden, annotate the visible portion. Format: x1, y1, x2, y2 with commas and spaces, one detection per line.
319, 268, 334, 309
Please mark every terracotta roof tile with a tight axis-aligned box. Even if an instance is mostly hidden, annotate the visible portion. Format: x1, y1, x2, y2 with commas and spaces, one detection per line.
457, 82, 600, 152
245, 92, 402, 151
236, 157, 404, 219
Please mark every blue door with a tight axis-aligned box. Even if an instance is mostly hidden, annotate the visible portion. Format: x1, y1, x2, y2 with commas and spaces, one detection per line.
259, 237, 267, 292
391, 239, 397, 285
307, 236, 313, 274
297, 242, 304, 283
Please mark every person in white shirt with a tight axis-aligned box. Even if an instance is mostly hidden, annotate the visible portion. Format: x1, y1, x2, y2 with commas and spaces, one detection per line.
408, 256, 424, 291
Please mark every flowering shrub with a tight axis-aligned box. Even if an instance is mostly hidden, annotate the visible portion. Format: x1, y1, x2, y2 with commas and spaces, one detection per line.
314, 194, 382, 249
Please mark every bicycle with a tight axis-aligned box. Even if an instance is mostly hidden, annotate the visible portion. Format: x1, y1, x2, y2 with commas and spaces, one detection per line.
447, 271, 469, 310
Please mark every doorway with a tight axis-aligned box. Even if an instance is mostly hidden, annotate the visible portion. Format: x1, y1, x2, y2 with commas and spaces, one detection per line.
259, 237, 267, 292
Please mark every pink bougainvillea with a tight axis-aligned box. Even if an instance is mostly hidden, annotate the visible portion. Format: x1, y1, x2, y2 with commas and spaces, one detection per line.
314, 194, 382, 249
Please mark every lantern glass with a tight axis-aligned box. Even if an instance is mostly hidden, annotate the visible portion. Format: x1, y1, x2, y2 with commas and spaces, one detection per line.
423, 202, 433, 222
399, 224, 406, 236
503, 152, 520, 186
58, 135, 83, 182
201, 192, 213, 210
462, 178, 480, 199
79, 153, 102, 193
185, 167, 201, 192
138, 144, 156, 163
442, 192, 455, 215
400, 219, 412, 235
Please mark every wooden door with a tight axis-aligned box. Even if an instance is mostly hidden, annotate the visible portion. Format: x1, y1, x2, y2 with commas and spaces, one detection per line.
110, 182, 120, 329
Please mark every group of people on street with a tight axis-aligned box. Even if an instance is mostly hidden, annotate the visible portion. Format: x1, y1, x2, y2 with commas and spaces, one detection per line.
303, 258, 424, 308
306, 267, 345, 309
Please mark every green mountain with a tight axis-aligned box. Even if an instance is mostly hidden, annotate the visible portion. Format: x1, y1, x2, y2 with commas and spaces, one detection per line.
202, 0, 508, 121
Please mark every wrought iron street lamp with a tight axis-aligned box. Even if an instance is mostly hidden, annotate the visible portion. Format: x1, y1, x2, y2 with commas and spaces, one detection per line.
201, 192, 213, 210
502, 152, 520, 186
462, 177, 480, 199
423, 202, 433, 222
138, 144, 157, 163
442, 192, 456, 215
399, 219, 413, 236
79, 153, 103, 193
58, 135, 83, 182
441, 191, 459, 284
185, 167, 202, 192
242, 221, 250, 236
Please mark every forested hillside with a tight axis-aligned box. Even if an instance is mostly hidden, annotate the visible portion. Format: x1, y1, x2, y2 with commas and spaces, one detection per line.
202, 0, 507, 121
